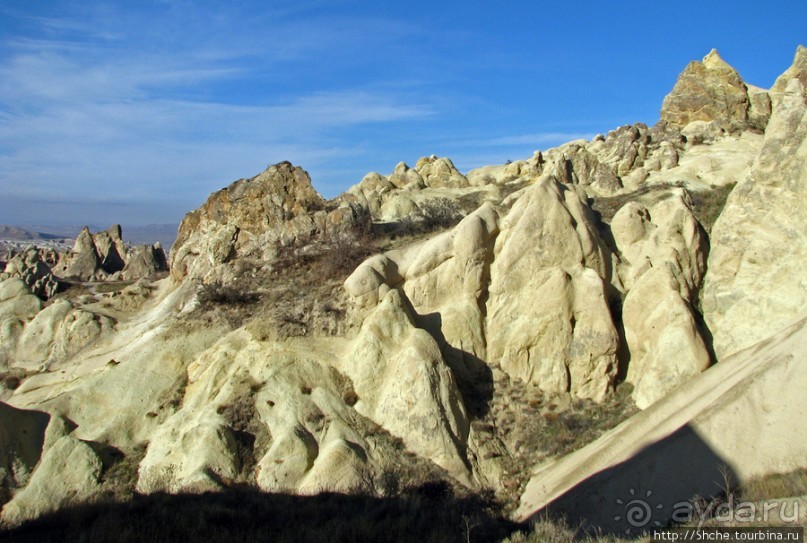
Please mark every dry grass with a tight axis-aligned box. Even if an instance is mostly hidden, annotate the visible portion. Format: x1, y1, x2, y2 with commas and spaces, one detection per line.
739, 468, 807, 502
474, 371, 637, 510
0, 485, 519, 543
504, 516, 644, 543
688, 184, 735, 234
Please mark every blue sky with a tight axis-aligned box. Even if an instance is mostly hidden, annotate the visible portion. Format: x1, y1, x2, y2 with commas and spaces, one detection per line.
1, 1, 805, 228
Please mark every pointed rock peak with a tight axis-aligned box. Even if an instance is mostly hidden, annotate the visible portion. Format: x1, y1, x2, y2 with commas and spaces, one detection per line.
701, 49, 740, 77
660, 49, 749, 130
106, 224, 123, 240
772, 44, 807, 94
393, 161, 410, 174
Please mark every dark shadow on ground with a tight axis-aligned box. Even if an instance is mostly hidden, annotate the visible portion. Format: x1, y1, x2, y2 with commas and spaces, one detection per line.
526, 423, 740, 536
0, 484, 521, 543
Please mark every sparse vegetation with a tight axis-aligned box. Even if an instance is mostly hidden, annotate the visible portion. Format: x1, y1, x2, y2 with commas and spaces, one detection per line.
688, 183, 736, 233
738, 467, 807, 502
473, 370, 638, 510
0, 485, 518, 543
385, 198, 465, 239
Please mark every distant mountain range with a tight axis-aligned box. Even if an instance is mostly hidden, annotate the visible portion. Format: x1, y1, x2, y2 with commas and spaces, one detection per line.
0, 225, 69, 241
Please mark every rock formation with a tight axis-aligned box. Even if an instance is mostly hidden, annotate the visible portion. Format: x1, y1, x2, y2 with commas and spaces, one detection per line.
703, 52, 807, 359
661, 49, 764, 133
0, 248, 61, 299
612, 191, 710, 407
0, 47, 805, 536
170, 161, 363, 284
55, 225, 167, 282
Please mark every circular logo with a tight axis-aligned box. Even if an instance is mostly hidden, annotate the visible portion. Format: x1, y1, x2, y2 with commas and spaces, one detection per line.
614, 488, 664, 534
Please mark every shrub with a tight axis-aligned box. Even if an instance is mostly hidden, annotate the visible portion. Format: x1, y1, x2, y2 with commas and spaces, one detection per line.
196, 281, 259, 307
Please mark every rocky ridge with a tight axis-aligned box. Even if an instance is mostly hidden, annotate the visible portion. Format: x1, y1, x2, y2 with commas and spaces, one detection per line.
0, 47, 803, 533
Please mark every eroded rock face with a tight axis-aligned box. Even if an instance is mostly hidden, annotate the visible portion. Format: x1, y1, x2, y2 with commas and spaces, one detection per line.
1, 434, 102, 525
0, 403, 50, 503
661, 49, 759, 133
612, 192, 711, 408
703, 75, 807, 358
12, 299, 115, 372
346, 176, 621, 403
1, 249, 61, 299
54, 224, 166, 282
414, 156, 470, 189
170, 161, 359, 284
340, 289, 470, 481
61, 227, 101, 281
122, 243, 168, 280
486, 177, 619, 401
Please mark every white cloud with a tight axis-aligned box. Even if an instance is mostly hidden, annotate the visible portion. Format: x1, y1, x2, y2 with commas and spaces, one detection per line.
0, 6, 436, 224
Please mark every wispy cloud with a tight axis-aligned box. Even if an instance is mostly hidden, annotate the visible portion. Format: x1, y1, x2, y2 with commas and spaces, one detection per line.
0, 3, 437, 224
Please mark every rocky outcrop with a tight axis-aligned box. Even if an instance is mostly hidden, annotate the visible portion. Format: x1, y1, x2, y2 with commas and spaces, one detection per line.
414, 156, 470, 188
661, 49, 763, 133
2, 433, 102, 525
122, 243, 168, 280
0, 248, 61, 299
56, 224, 165, 282
170, 162, 362, 284
486, 177, 619, 401
771, 45, 807, 96
92, 224, 127, 273
703, 70, 807, 358
12, 299, 115, 372
0, 403, 50, 503
1, 47, 804, 532
517, 317, 807, 533
612, 192, 711, 407
61, 227, 101, 281
346, 176, 621, 403
340, 289, 470, 480
0, 279, 42, 367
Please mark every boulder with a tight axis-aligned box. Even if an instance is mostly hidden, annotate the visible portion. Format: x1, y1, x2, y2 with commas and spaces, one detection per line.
13, 299, 115, 371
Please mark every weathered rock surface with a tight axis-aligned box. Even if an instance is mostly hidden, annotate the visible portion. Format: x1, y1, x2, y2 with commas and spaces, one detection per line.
661, 49, 760, 133
0, 403, 50, 502
340, 289, 470, 481
1, 433, 102, 525
12, 299, 115, 371
0, 279, 42, 367
60, 227, 102, 281
517, 316, 807, 533
122, 243, 168, 280
612, 191, 711, 407
52, 224, 166, 283
703, 74, 807, 358
1, 47, 805, 534
414, 156, 470, 188
170, 162, 363, 284
0, 248, 61, 299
